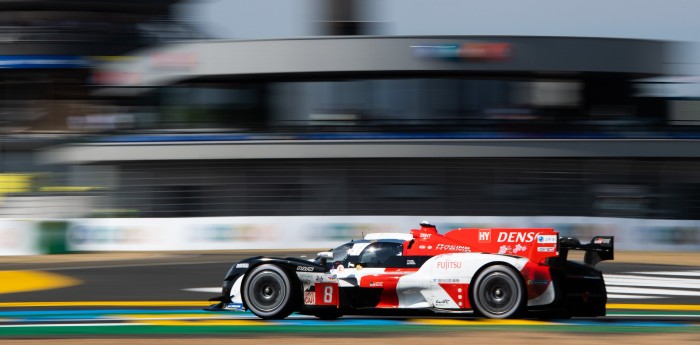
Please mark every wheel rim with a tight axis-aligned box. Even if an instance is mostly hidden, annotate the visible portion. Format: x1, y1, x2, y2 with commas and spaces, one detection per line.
247, 271, 287, 313
478, 272, 519, 315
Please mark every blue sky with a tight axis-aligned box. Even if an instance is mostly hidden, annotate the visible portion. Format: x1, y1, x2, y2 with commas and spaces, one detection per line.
183, 0, 700, 41
177, 0, 700, 75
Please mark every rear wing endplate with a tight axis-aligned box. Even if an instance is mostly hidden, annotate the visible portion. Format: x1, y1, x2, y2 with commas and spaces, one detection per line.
558, 236, 614, 266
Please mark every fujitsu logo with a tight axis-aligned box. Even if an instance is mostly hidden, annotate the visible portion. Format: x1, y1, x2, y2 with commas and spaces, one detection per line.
478, 229, 491, 243
436, 261, 462, 269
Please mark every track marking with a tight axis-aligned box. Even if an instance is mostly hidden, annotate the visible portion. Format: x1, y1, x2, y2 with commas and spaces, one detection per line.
411, 318, 556, 326
604, 274, 700, 290
607, 287, 700, 297
609, 314, 700, 318
140, 319, 268, 326
628, 271, 700, 277
183, 287, 220, 293
607, 294, 668, 299
0, 323, 132, 328
604, 272, 700, 300
113, 314, 226, 320
0, 271, 81, 294
0, 301, 210, 308
608, 304, 700, 311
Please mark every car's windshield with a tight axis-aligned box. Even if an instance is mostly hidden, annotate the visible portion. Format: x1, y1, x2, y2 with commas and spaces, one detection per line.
358, 242, 403, 267
316, 240, 404, 266
331, 242, 355, 262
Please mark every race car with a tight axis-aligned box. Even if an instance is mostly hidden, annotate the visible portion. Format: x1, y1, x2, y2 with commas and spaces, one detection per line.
206, 221, 614, 319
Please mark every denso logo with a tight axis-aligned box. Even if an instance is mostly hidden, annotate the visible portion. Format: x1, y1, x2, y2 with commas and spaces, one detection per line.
436, 261, 462, 270
497, 232, 537, 243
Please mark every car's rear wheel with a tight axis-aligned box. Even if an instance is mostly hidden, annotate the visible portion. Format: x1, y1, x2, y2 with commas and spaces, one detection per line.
243, 264, 296, 319
472, 265, 526, 319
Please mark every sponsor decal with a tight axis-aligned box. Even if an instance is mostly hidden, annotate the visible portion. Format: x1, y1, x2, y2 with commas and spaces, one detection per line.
411, 42, 511, 61
407, 259, 416, 265
435, 243, 470, 252
225, 303, 245, 311
304, 291, 316, 305
498, 245, 511, 254
436, 278, 461, 283
309, 274, 337, 283
478, 229, 491, 243
420, 233, 432, 239
419, 245, 426, 249
594, 238, 611, 244
297, 273, 314, 281
537, 247, 555, 252
497, 232, 538, 243
537, 235, 557, 244
369, 282, 383, 287
434, 299, 450, 306
297, 266, 314, 272
498, 243, 527, 254
235, 263, 249, 269
436, 261, 462, 270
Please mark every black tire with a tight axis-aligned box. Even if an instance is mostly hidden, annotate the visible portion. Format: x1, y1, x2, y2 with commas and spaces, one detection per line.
242, 264, 296, 319
472, 265, 526, 319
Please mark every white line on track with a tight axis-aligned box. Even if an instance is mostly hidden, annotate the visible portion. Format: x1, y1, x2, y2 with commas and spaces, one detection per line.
603, 274, 700, 290
608, 314, 700, 318
40, 260, 237, 271
607, 294, 668, 299
606, 286, 700, 297
183, 287, 221, 293
628, 271, 700, 277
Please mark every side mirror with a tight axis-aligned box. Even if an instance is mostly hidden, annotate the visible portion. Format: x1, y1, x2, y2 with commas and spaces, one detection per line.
317, 251, 333, 259
317, 251, 333, 268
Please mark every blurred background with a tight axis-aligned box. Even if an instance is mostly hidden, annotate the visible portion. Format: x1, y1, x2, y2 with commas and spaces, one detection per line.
1, 0, 700, 255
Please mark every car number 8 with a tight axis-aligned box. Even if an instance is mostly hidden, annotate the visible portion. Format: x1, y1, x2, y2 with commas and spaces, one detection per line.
323, 285, 333, 303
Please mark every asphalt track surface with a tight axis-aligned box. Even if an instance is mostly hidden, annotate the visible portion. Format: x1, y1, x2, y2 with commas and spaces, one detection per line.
1, 252, 699, 338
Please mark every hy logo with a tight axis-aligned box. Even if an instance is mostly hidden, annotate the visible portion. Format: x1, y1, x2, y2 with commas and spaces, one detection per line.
478, 229, 491, 243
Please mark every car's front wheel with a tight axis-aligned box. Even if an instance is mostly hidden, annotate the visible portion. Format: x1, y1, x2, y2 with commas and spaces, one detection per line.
472, 265, 526, 319
242, 264, 296, 319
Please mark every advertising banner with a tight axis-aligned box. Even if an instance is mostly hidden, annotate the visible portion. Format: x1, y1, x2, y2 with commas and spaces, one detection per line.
63, 216, 700, 252
0, 220, 40, 255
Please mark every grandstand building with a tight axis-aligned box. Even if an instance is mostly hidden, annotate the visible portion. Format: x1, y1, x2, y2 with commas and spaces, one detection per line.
0, 0, 198, 216
38, 35, 700, 220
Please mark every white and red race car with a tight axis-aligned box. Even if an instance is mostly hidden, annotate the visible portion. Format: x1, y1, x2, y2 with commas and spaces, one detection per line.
207, 222, 614, 319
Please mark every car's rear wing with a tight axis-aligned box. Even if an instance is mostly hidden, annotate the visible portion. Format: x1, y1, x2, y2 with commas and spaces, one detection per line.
405, 224, 615, 266
558, 236, 614, 266
406, 226, 561, 263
